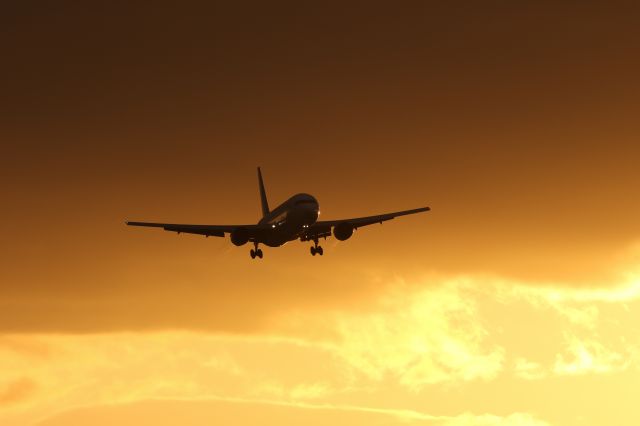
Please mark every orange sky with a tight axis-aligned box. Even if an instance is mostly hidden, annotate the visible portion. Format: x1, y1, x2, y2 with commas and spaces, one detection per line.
2, 2, 640, 425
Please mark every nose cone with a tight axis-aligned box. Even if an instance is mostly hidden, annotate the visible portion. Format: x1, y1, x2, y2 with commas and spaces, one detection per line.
301, 194, 318, 203
293, 194, 319, 224
300, 200, 319, 223
306, 198, 319, 211
306, 207, 319, 224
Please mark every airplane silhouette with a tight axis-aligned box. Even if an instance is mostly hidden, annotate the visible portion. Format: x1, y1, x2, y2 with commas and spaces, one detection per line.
126, 168, 430, 259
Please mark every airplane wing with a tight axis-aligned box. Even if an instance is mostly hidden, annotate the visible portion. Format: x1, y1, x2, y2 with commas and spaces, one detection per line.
303, 207, 430, 240
125, 221, 259, 237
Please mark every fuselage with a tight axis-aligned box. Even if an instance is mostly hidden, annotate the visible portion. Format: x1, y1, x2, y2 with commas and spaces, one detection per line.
256, 193, 319, 247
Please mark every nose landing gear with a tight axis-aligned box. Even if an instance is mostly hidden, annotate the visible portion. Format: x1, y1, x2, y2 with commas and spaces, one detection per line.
250, 242, 263, 259
310, 238, 323, 256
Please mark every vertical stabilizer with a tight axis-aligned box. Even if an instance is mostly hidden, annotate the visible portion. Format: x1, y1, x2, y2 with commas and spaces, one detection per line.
257, 167, 270, 217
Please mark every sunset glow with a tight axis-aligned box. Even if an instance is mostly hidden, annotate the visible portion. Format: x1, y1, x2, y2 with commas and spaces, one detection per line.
2, 2, 640, 425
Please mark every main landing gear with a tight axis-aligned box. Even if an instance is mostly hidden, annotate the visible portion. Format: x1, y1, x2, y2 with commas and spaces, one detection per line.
310, 238, 323, 256
250, 241, 263, 259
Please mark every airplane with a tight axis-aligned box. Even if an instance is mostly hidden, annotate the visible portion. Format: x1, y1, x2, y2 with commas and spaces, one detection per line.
126, 168, 430, 259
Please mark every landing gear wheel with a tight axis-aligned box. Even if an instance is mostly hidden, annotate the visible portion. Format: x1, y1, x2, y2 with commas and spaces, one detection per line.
310, 236, 324, 256
310, 243, 323, 256
250, 242, 263, 260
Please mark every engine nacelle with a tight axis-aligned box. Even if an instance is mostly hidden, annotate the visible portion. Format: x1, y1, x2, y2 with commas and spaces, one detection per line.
230, 227, 250, 246
333, 222, 354, 241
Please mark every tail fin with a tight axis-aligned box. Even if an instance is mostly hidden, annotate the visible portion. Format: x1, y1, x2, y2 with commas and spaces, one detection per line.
257, 167, 270, 217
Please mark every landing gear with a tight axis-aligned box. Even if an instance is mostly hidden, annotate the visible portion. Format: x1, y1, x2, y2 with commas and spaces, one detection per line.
250, 242, 263, 259
310, 246, 324, 256
310, 239, 323, 256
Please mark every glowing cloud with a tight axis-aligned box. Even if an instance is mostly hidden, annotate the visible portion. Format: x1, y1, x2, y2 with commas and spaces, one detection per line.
2, 272, 640, 425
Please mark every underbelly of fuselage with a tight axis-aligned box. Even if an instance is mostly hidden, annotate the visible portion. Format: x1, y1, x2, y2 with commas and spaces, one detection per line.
259, 207, 318, 247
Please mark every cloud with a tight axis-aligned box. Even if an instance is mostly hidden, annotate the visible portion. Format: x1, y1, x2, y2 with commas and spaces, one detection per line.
274, 272, 640, 386
3, 272, 640, 425
0, 378, 37, 407
0, 337, 52, 359
513, 358, 546, 380
278, 279, 506, 389
35, 397, 550, 426
554, 334, 629, 376
252, 381, 334, 400
445, 412, 550, 426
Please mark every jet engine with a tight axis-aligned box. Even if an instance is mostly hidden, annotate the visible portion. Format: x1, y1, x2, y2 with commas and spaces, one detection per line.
333, 222, 354, 241
230, 227, 250, 246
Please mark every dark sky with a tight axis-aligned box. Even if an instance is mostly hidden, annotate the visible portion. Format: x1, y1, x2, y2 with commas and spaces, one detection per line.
2, 1, 640, 332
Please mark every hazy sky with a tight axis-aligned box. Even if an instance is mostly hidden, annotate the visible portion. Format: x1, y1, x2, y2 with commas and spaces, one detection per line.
1, 2, 640, 425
